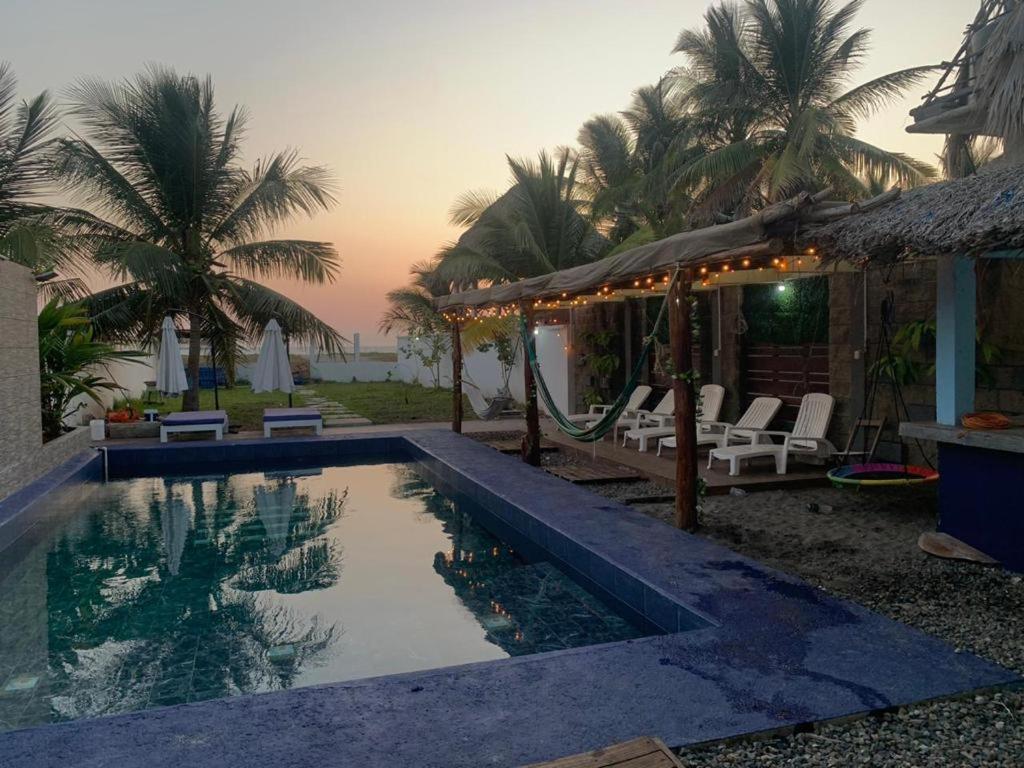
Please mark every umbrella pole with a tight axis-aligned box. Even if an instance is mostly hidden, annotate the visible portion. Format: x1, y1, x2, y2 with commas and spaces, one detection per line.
286, 334, 293, 407
211, 337, 220, 410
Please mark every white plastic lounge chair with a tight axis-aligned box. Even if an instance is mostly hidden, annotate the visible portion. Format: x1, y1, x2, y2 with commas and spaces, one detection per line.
657, 396, 782, 456
623, 385, 725, 452
160, 410, 228, 442
587, 387, 671, 444
567, 385, 651, 426
263, 407, 323, 437
708, 393, 836, 476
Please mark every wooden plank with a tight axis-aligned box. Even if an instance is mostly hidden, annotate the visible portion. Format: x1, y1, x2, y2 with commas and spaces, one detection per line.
522, 737, 682, 768
546, 464, 640, 484
486, 438, 558, 454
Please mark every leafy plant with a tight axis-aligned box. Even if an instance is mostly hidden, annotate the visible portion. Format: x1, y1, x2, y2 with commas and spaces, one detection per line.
471, 317, 521, 391
580, 329, 621, 404
381, 260, 452, 388
38, 299, 143, 440
871, 319, 1002, 387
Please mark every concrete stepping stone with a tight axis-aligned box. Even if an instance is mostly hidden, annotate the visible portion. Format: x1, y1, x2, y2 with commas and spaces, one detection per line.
324, 416, 373, 428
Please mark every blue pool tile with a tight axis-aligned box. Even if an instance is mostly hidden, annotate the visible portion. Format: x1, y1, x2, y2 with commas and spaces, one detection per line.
643, 586, 679, 634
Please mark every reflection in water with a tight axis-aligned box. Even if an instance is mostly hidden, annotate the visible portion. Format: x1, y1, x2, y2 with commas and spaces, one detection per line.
0, 462, 646, 732
395, 467, 644, 657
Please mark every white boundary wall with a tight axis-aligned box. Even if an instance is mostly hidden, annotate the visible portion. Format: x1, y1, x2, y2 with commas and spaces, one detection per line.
312, 327, 571, 413
65, 326, 573, 421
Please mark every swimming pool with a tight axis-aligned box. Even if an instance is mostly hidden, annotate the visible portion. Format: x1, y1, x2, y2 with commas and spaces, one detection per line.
0, 459, 649, 731
0, 431, 1014, 767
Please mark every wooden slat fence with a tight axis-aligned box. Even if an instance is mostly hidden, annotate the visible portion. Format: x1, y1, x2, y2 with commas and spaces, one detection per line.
743, 343, 829, 426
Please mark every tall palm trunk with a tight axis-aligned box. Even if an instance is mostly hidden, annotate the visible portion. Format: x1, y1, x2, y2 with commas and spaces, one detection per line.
184, 311, 203, 411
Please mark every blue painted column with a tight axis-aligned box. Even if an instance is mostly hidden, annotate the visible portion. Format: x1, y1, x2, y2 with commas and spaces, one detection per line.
935, 255, 975, 425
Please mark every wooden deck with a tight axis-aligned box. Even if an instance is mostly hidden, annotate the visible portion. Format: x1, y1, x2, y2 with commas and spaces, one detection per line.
523, 737, 682, 768
485, 438, 560, 454
546, 464, 640, 485
542, 424, 828, 495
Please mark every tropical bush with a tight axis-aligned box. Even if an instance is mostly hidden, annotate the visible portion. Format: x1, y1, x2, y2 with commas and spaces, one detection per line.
37, 299, 142, 440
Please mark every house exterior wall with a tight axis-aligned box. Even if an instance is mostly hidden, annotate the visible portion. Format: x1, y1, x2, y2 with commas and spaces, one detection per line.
827, 258, 1024, 464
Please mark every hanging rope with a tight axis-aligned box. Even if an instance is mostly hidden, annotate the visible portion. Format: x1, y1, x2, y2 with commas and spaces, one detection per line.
520, 268, 681, 443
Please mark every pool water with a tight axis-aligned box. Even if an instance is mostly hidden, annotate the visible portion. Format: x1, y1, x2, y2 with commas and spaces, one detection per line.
0, 462, 648, 731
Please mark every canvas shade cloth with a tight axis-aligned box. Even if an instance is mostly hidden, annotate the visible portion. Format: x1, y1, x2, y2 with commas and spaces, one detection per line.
429, 186, 903, 311
251, 319, 295, 394
156, 316, 189, 395
434, 200, 792, 311
255, 482, 298, 557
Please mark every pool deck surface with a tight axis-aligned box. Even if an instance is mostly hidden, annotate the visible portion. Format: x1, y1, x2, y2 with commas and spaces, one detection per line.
0, 429, 1017, 767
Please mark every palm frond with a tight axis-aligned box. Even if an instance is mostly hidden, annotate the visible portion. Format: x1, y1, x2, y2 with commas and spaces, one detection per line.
211, 150, 337, 244
448, 189, 498, 227
221, 239, 340, 284
832, 66, 938, 120
224, 277, 346, 356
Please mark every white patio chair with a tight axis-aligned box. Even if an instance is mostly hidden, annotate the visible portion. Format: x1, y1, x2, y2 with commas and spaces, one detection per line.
707, 393, 836, 477
624, 384, 725, 452
657, 396, 782, 456
567, 385, 651, 426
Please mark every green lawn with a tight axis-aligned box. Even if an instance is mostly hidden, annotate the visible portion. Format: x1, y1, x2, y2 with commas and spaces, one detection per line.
310, 381, 475, 425
119, 381, 473, 431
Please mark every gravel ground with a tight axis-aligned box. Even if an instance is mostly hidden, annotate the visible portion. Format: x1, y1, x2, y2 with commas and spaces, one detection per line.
467, 433, 1024, 766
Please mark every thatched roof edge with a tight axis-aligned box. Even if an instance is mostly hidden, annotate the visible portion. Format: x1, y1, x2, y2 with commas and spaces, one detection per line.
805, 164, 1024, 263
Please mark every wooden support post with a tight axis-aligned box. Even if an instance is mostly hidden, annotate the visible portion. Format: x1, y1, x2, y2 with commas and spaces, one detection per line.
670, 273, 699, 530
451, 321, 463, 434
521, 303, 542, 466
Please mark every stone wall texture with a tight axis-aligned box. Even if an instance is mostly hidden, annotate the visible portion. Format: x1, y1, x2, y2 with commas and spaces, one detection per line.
0, 261, 44, 499
0, 262, 95, 502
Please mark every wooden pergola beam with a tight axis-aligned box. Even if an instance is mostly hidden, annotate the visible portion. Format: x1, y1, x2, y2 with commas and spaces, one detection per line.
520, 302, 542, 466
669, 272, 699, 530
451, 321, 463, 434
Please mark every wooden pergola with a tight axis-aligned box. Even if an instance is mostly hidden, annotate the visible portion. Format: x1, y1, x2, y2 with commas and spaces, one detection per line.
435, 190, 876, 530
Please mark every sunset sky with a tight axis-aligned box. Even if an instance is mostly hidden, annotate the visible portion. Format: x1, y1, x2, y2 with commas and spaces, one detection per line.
3, 0, 975, 344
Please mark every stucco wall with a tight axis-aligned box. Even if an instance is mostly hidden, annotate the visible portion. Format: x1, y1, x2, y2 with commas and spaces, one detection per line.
0, 261, 44, 495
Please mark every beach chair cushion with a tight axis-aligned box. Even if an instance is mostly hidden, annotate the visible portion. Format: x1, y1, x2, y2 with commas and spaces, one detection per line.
263, 408, 322, 423
163, 410, 228, 426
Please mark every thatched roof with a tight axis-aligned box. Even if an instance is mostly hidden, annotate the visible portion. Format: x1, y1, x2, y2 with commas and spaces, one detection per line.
436, 190, 853, 310
805, 165, 1024, 263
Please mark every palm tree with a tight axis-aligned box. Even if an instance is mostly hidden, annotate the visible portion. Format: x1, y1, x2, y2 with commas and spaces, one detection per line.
578, 79, 707, 247
0, 63, 80, 291
435, 148, 609, 286
674, 0, 937, 211
53, 66, 344, 409
37, 299, 143, 440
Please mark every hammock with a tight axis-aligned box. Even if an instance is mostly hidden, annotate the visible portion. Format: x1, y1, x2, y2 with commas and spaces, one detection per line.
520, 269, 678, 443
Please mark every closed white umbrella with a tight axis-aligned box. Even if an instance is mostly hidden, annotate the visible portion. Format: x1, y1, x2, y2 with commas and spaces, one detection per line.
161, 489, 191, 577
255, 482, 297, 557
251, 319, 295, 395
156, 316, 189, 396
